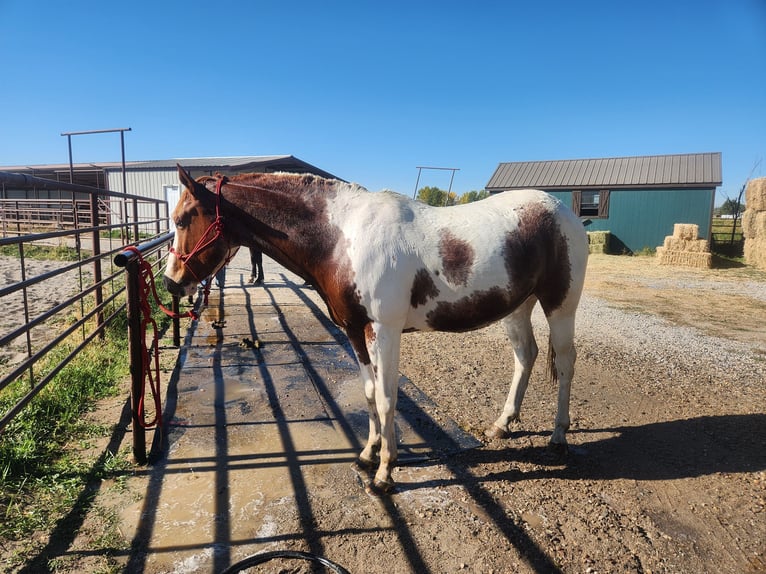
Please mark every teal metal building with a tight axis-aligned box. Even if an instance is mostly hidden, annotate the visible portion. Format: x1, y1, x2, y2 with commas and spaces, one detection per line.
486, 153, 722, 254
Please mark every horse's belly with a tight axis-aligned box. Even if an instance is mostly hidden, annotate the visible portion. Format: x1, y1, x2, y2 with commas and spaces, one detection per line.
402, 288, 524, 333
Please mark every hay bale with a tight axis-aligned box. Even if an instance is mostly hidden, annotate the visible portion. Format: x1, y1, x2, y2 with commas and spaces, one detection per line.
742, 210, 766, 239
673, 223, 699, 240
744, 236, 766, 270
657, 222, 711, 267
587, 231, 610, 254
588, 231, 610, 245
743, 180, 766, 269
663, 237, 710, 252
657, 248, 712, 268
745, 177, 766, 212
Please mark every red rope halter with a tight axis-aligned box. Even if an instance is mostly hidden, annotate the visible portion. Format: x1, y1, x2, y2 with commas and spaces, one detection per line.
119, 176, 232, 430
168, 175, 228, 284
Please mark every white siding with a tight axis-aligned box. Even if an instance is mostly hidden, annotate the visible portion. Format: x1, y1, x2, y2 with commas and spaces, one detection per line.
105, 168, 178, 232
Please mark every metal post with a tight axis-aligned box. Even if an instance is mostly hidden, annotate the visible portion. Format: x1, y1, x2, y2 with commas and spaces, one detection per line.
132, 197, 139, 241
413, 167, 423, 199
67, 134, 74, 184
18, 242, 33, 388
120, 130, 128, 196
172, 295, 181, 347
446, 169, 457, 206
90, 194, 104, 337
126, 258, 147, 464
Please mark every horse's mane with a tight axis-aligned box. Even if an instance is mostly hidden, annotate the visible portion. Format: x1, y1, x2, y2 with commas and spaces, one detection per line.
197, 171, 345, 194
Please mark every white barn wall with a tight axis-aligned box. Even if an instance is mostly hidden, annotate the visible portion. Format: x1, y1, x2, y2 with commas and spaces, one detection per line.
105, 168, 178, 232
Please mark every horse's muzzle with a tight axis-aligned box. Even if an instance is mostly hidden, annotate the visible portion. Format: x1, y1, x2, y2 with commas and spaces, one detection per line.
163, 274, 188, 297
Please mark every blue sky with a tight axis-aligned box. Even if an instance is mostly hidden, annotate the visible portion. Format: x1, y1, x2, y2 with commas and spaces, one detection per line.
1, 0, 764, 204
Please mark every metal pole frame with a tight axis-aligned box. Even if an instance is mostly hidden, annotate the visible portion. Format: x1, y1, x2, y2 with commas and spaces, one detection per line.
61, 128, 131, 337
412, 165, 460, 205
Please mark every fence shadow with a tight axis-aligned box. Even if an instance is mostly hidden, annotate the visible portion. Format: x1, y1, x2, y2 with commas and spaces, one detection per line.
399, 413, 766, 494
122, 271, 571, 574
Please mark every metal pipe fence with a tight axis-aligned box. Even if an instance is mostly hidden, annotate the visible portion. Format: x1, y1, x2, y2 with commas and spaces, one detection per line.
0, 171, 175, 452
114, 232, 181, 462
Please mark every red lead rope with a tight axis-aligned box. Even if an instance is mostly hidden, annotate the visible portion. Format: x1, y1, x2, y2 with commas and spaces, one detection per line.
123, 245, 198, 429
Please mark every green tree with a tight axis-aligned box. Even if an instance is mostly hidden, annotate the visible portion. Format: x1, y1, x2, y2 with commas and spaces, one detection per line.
458, 190, 490, 204
417, 186, 457, 206
417, 187, 490, 206
720, 198, 744, 216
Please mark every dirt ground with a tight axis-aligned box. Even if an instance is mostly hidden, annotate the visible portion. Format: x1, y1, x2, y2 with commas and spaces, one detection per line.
6, 253, 766, 574
396, 255, 766, 574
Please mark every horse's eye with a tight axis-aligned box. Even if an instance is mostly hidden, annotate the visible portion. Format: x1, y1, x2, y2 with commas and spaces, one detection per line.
174, 219, 185, 229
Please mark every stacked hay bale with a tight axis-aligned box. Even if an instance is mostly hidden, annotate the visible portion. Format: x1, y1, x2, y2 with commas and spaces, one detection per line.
587, 231, 610, 254
656, 223, 712, 268
743, 177, 766, 270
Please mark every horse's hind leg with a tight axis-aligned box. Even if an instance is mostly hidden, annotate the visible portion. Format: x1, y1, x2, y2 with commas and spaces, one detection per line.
546, 311, 577, 451
487, 296, 538, 439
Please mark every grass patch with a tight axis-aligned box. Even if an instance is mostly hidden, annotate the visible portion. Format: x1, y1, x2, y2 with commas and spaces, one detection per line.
0, 322, 130, 537
0, 252, 174, 568
0, 243, 86, 261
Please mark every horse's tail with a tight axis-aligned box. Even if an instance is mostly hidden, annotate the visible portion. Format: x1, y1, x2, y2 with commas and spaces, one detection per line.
547, 339, 558, 386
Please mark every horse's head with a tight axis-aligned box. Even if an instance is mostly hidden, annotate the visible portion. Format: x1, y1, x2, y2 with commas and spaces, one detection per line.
163, 165, 236, 296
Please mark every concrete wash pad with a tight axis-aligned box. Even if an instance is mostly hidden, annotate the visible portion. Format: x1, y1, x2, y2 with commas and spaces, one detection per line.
122, 251, 481, 572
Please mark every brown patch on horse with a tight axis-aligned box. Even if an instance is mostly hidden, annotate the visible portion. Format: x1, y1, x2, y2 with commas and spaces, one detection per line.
410, 268, 440, 308
427, 286, 520, 332
426, 202, 572, 331
504, 202, 571, 315
438, 229, 474, 286
364, 322, 376, 344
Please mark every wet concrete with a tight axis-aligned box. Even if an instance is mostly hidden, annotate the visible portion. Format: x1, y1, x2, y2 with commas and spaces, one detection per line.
123, 251, 480, 573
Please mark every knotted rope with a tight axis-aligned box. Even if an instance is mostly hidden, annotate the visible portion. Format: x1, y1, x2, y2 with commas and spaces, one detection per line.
123, 245, 198, 429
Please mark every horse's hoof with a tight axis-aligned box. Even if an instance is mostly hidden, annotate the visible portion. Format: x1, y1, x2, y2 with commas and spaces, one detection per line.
547, 441, 568, 457
353, 456, 376, 472
368, 478, 395, 496
485, 424, 510, 440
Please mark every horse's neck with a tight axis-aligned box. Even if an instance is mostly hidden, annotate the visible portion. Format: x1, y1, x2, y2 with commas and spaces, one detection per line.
223, 177, 342, 281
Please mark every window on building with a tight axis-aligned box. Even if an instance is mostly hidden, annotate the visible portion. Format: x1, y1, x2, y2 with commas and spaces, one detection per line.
572, 189, 610, 218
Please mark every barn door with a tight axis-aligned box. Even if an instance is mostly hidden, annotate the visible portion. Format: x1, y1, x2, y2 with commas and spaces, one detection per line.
164, 185, 180, 229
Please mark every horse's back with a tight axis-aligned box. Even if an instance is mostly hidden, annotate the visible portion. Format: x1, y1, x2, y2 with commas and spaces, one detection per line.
331, 187, 587, 332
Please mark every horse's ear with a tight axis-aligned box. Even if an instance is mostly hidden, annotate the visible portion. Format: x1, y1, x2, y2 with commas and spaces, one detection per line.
177, 164, 199, 196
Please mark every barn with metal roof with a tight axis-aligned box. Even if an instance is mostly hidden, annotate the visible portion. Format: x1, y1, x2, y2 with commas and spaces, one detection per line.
0, 155, 341, 230
486, 152, 722, 253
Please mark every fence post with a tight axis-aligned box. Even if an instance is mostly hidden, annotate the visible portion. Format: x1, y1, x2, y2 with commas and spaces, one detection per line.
172, 295, 181, 347
132, 197, 139, 243
90, 194, 104, 337
125, 257, 147, 464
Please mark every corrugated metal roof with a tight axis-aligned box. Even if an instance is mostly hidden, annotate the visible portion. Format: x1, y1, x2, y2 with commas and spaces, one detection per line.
130, 155, 290, 169
486, 152, 722, 191
0, 155, 340, 181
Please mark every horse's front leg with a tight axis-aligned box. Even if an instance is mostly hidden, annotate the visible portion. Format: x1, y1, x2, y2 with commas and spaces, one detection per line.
364, 322, 401, 493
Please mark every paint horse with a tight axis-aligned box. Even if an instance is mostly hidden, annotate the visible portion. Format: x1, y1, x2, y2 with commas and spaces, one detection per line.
163, 165, 589, 493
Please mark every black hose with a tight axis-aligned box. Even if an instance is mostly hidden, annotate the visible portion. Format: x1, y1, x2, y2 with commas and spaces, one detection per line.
219, 550, 351, 574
